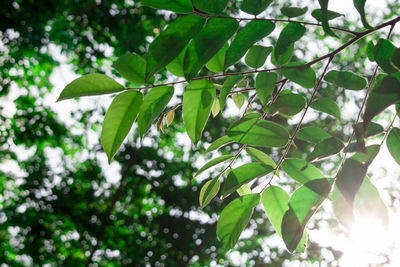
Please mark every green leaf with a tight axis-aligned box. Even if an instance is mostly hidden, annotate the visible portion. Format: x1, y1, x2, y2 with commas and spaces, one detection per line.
216, 194, 260, 254
310, 98, 341, 119
206, 136, 234, 153
296, 126, 331, 144
324, 70, 367, 90
353, 121, 384, 139
101, 91, 143, 162
281, 178, 331, 252
392, 48, 400, 70
57, 74, 124, 101
199, 177, 220, 208
331, 185, 354, 228
237, 184, 252, 196
226, 116, 290, 148
335, 158, 368, 204
246, 147, 276, 168
387, 127, 400, 165
281, 63, 316, 89
146, 15, 205, 81
363, 74, 400, 127
137, 86, 174, 137
311, 9, 343, 22
367, 41, 375, 61
256, 72, 277, 105
281, 7, 308, 18
354, 178, 388, 227
308, 137, 344, 162
282, 158, 324, 184
211, 97, 221, 117
353, 0, 372, 29
224, 20, 275, 70
183, 80, 216, 144
351, 145, 380, 165
373, 39, 398, 74
317, 0, 337, 37
240, 0, 273, 15
274, 23, 306, 64
206, 43, 228, 73
195, 155, 233, 177
262, 186, 308, 251
219, 76, 243, 109
232, 93, 246, 109
245, 45, 272, 69
184, 18, 239, 80
269, 93, 306, 116
141, 0, 192, 13
112, 54, 149, 85
193, 0, 228, 14
166, 47, 187, 77
271, 43, 294, 66
222, 163, 273, 198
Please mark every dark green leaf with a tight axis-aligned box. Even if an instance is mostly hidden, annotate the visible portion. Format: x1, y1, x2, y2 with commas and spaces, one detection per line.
317, 0, 337, 36
246, 147, 277, 168
224, 20, 275, 70
184, 18, 239, 80
274, 23, 306, 64
240, 0, 273, 15
141, 0, 193, 13
101, 91, 143, 162
367, 40, 375, 61
310, 98, 341, 119
199, 178, 220, 208
311, 9, 343, 22
206, 136, 234, 153
281, 178, 331, 252
363, 74, 400, 127
113, 54, 149, 85
271, 43, 294, 66
353, 0, 372, 29
262, 186, 307, 251
351, 145, 380, 165
216, 194, 260, 254
281, 63, 316, 89
387, 127, 400, 165
296, 126, 331, 143
57, 74, 124, 101
138, 86, 174, 137
336, 158, 368, 204
206, 43, 228, 73
146, 15, 205, 81
226, 116, 290, 147
256, 72, 277, 105
282, 158, 324, 184
219, 76, 243, 109
324, 70, 367, 90
166, 47, 187, 77
183, 80, 216, 143
308, 137, 344, 162
195, 155, 233, 177
193, 0, 228, 14
373, 39, 398, 74
392, 48, 400, 70
269, 93, 306, 116
353, 121, 384, 139
281, 7, 308, 18
221, 163, 273, 198
245, 45, 272, 69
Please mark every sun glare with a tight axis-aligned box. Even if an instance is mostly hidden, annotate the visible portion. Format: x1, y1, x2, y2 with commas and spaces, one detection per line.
339, 212, 400, 266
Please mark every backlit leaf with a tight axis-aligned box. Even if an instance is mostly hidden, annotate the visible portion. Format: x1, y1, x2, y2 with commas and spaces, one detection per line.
113, 54, 149, 85
206, 43, 228, 73
57, 74, 124, 101
324, 70, 367, 90
220, 76, 242, 109
373, 39, 398, 74
183, 80, 216, 144
237, 184, 252, 196
274, 23, 306, 64
245, 45, 272, 69
166, 47, 187, 77
226, 116, 290, 148
221, 163, 273, 198
195, 155, 233, 177
166, 109, 175, 126
336, 158, 368, 204
184, 18, 238, 80
216, 194, 260, 254
224, 20, 275, 70
310, 98, 341, 119
256, 72, 277, 105
269, 93, 306, 116
240, 0, 273, 15
206, 136, 234, 153
282, 158, 324, 184
308, 137, 344, 162
211, 97, 221, 117
101, 91, 143, 162
232, 93, 246, 109
387, 127, 400, 165
281, 63, 316, 89
146, 15, 205, 81
246, 147, 277, 168
138, 86, 174, 137
199, 177, 220, 208
296, 126, 331, 144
